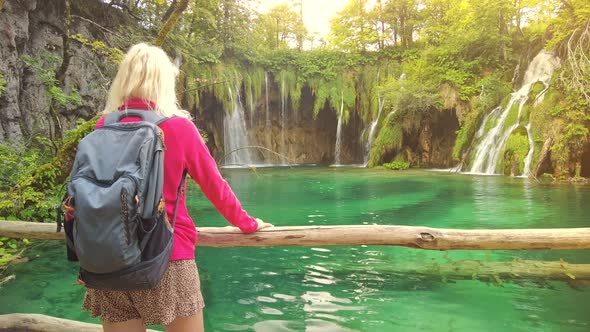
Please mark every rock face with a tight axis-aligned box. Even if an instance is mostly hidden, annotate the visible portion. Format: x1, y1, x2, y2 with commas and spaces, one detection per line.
195, 84, 375, 166
0, 0, 122, 142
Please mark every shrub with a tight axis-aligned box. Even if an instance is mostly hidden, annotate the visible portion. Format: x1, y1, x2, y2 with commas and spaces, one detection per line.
383, 161, 410, 170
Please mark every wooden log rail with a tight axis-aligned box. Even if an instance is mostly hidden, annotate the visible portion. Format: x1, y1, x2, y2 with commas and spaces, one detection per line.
0, 313, 159, 332
2, 220, 590, 250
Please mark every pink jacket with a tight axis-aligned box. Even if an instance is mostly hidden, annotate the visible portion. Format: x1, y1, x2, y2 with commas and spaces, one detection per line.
96, 98, 258, 260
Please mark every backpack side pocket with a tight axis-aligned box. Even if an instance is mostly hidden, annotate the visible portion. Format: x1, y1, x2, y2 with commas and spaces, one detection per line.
61, 194, 78, 262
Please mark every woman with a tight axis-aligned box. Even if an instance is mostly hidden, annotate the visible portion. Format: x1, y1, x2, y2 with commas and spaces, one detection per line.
82, 43, 272, 331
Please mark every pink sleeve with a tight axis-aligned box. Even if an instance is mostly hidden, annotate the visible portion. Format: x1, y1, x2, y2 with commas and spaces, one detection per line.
183, 120, 258, 233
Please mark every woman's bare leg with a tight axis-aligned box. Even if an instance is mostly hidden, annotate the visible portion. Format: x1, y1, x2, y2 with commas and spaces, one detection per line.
102, 318, 146, 332
164, 310, 204, 332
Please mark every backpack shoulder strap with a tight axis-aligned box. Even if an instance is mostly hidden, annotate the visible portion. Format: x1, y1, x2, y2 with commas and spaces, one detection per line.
103, 109, 168, 126
171, 168, 188, 229
155, 115, 176, 126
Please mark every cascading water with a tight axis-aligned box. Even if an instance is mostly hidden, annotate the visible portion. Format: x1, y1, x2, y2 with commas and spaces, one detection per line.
265, 72, 270, 128
223, 85, 255, 166
249, 85, 255, 128
362, 69, 384, 166
468, 51, 560, 175
522, 123, 535, 176
264, 72, 273, 165
334, 92, 344, 165
280, 78, 287, 165
363, 95, 384, 166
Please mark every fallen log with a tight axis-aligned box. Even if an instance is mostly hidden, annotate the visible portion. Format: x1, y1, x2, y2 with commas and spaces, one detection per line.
0, 313, 158, 332
2, 220, 590, 250
366, 259, 590, 282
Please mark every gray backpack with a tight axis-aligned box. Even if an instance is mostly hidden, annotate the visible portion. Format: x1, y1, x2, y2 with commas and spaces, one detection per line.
64, 109, 186, 290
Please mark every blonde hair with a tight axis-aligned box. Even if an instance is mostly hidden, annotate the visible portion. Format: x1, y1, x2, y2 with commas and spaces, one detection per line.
103, 43, 190, 118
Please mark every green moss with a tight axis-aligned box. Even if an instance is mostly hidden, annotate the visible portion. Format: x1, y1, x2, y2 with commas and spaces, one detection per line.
520, 104, 533, 123
503, 100, 521, 129
528, 81, 546, 100
367, 116, 403, 167
0, 73, 6, 98
500, 127, 530, 175
452, 107, 483, 160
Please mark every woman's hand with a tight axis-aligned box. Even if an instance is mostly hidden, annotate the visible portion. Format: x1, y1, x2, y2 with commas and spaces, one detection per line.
255, 218, 273, 231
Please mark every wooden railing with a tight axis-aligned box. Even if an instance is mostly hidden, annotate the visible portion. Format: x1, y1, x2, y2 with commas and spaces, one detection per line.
1, 220, 590, 250
1, 220, 590, 331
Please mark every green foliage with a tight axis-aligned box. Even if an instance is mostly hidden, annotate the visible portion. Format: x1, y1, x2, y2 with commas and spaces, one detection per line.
329, 0, 379, 51
475, 75, 512, 112
382, 77, 441, 115
0, 73, 6, 98
0, 138, 56, 222
530, 69, 589, 176
0, 237, 31, 272
0, 138, 53, 191
0, 117, 99, 222
21, 52, 81, 107
253, 3, 306, 50
69, 34, 125, 64
383, 161, 410, 170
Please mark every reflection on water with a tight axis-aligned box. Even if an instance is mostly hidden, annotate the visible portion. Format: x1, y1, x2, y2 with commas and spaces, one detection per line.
0, 168, 589, 331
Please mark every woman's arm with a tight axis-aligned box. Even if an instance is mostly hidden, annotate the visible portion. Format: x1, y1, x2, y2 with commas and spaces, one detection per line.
182, 119, 270, 232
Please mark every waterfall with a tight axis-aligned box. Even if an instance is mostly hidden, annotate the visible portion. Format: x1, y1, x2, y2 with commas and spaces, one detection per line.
263, 72, 272, 164
521, 123, 535, 177
334, 92, 344, 165
476, 106, 501, 139
280, 78, 287, 164
249, 85, 255, 128
362, 69, 386, 166
468, 51, 560, 175
363, 95, 385, 166
265, 72, 270, 128
223, 85, 254, 166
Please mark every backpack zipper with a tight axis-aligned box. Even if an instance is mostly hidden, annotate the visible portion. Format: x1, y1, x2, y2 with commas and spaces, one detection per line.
97, 124, 166, 150
73, 174, 139, 188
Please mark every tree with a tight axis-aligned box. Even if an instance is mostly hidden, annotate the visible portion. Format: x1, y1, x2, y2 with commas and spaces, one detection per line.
218, 0, 254, 57
155, 0, 190, 46
253, 3, 306, 50
383, 0, 420, 48
329, 0, 378, 51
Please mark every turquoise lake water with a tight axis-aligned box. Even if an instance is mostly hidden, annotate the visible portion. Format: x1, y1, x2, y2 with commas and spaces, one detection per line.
0, 168, 589, 331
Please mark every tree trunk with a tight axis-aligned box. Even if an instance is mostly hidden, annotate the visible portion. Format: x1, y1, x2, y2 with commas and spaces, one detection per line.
0, 313, 159, 332
161, 0, 177, 22
47, 0, 73, 140
154, 0, 189, 47
2, 221, 590, 251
